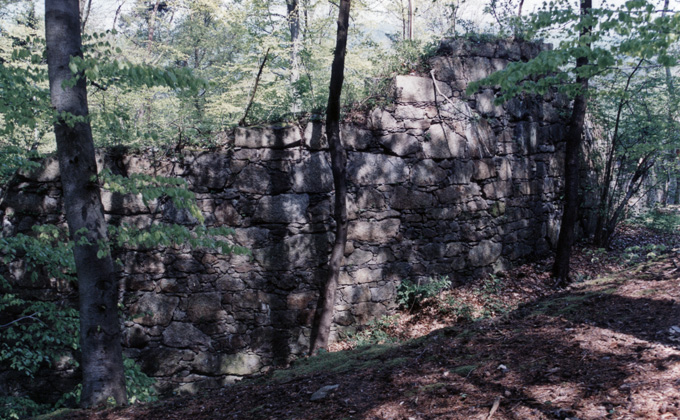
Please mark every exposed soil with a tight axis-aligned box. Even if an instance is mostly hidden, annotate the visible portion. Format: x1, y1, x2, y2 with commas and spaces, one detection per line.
49, 226, 680, 420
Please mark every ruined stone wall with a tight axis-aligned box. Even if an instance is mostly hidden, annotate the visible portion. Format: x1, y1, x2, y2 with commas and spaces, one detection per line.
0, 38, 568, 398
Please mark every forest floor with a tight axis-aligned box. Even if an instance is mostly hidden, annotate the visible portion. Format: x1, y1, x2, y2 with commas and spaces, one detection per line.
47, 222, 680, 420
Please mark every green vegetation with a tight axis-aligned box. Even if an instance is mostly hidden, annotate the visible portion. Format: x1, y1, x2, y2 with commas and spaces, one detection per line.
268, 344, 404, 383
342, 315, 402, 347
397, 275, 452, 310
630, 208, 680, 234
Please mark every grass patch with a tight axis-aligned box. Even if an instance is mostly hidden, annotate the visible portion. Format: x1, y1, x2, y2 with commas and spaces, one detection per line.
450, 365, 477, 376
268, 344, 400, 383
34, 409, 78, 420
638, 288, 659, 296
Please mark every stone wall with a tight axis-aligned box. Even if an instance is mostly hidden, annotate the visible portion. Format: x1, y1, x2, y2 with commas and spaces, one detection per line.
0, 38, 568, 399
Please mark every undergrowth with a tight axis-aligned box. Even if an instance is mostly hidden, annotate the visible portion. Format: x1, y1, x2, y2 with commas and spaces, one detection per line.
341, 274, 510, 349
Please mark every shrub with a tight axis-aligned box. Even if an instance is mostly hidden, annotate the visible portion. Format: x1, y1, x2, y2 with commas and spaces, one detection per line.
397, 275, 452, 311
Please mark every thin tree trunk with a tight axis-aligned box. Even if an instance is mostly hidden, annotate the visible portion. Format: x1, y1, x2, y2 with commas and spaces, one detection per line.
239, 47, 270, 127
287, 0, 302, 113
147, 0, 160, 54
45, 0, 127, 407
112, 0, 125, 31
407, 0, 413, 40
80, 0, 92, 33
310, 0, 351, 355
662, 0, 680, 206
552, 0, 592, 286
594, 60, 642, 246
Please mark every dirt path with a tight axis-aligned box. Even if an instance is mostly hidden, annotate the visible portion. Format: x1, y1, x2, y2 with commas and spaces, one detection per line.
51, 228, 680, 420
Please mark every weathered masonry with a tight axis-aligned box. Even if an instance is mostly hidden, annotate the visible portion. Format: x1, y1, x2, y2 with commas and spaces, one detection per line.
0, 38, 568, 398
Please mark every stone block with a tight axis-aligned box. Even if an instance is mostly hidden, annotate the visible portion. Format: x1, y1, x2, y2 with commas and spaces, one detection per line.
162, 322, 211, 348
252, 234, 329, 270
483, 181, 512, 199
450, 160, 474, 184
475, 89, 503, 117
389, 187, 434, 209
172, 256, 203, 273
139, 348, 188, 376
347, 219, 400, 243
130, 293, 179, 327
346, 248, 373, 266
347, 153, 408, 185
101, 191, 150, 215
354, 188, 386, 211
216, 277, 246, 292
473, 159, 497, 180
370, 283, 396, 302
304, 121, 327, 150
341, 125, 373, 150
19, 156, 60, 182
232, 163, 271, 194
379, 133, 420, 156
188, 152, 231, 191
369, 108, 401, 131
394, 75, 452, 103
468, 240, 502, 267
291, 154, 333, 193
514, 121, 538, 155
436, 184, 481, 204
423, 124, 464, 159
186, 293, 225, 323
341, 285, 371, 303
395, 105, 427, 120
235, 126, 302, 149
411, 159, 448, 186
213, 201, 242, 226
253, 194, 309, 224
464, 119, 495, 158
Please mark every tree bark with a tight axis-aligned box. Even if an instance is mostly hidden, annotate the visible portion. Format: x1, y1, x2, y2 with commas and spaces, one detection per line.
45, 0, 127, 407
407, 0, 413, 40
286, 0, 302, 113
310, 0, 351, 355
147, 0, 161, 54
594, 60, 642, 247
552, 0, 592, 286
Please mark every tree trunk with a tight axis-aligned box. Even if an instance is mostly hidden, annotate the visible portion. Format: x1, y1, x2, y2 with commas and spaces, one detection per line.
594, 60, 642, 247
310, 0, 351, 355
45, 0, 127, 407
147, 0, 160, 54
287, 0, 301, 113
407, 0, 413, 40
552, 0, 592, 286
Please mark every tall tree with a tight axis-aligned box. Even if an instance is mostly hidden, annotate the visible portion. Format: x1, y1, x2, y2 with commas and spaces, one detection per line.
552, 0, 592, 285
286, 0, 301, 112
44, 0, 127, 407
310, 0, 350, 355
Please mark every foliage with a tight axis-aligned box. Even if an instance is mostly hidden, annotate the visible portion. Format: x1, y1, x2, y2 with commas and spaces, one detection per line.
343, 315, 402, 347
629, 208, 680, 233
621, 243, 669, 266
477, 274, 508, 318
468, 1, 680, 101
397, 275, 452, 310
123, 357, 157, 404
439, 296, 475, 322
0, 395, 51, 420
